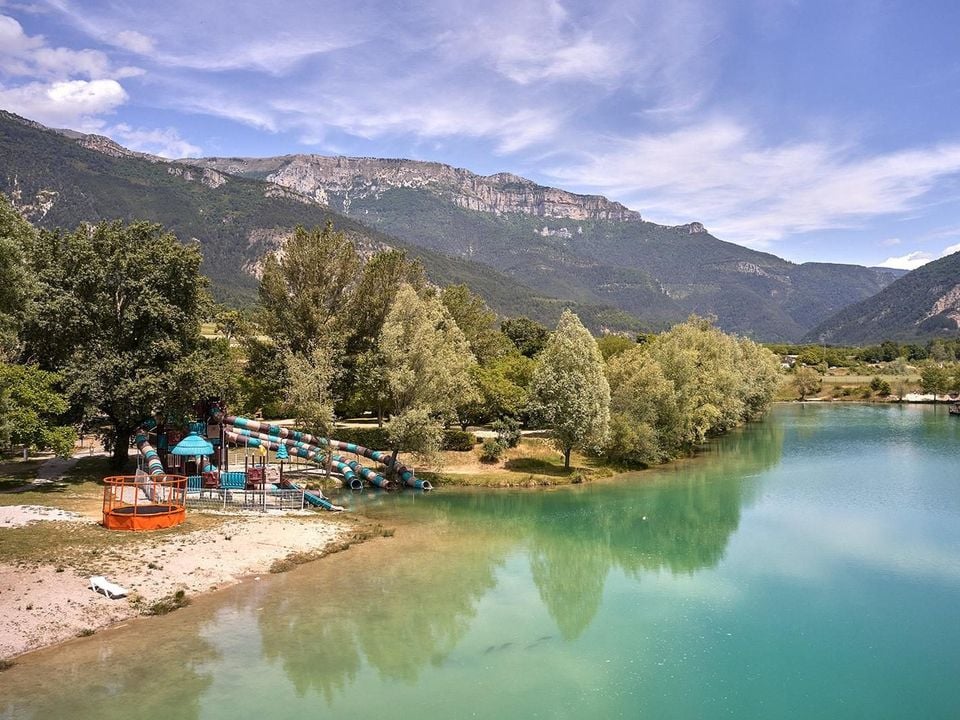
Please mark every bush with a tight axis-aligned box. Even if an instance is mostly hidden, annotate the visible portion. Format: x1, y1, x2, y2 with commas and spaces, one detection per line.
491, 417, 522, 448
870, 376, 891, 396
442, 429, 477, 451
331, 426, 391, 450
479, 438, 506, 463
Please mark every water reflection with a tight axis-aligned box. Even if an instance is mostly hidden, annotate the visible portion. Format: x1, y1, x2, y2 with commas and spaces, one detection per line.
1, 614, 218, 720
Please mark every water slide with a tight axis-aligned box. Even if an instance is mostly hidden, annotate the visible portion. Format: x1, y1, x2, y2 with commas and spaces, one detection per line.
225, 416, 432, 491
226, 426, 392, 490
221, 430, 343, 510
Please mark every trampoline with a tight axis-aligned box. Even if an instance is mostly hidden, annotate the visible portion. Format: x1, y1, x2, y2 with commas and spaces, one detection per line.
102, 475, 188, 531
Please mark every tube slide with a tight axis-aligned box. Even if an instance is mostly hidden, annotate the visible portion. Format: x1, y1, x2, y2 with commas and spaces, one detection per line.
225, 428, 366, 490
226, 416, 432, 490
222, 431, 342, 511
134, 421, 165, 476
228, 426, 393, 490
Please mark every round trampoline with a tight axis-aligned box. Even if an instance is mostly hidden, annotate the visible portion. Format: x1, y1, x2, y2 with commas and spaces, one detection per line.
102, 475, 187, 531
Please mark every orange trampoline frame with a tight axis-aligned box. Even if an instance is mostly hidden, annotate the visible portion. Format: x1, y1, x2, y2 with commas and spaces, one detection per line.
102, 475, 188, 531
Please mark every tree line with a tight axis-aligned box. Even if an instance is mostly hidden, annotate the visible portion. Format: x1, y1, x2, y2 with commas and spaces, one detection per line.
0, 196, 782, 471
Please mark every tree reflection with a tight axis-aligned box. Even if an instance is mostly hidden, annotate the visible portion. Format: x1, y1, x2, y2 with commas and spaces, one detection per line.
256, 528, 511, 703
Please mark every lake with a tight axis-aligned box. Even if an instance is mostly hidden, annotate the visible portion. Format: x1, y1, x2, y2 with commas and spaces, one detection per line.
3, 404, 960, 719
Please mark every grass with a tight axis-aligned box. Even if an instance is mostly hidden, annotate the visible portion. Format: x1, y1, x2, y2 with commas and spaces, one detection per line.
422, 437, 615, 487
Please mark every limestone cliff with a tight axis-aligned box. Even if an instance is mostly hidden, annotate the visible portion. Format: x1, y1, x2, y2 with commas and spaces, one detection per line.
188, 155, 642, 223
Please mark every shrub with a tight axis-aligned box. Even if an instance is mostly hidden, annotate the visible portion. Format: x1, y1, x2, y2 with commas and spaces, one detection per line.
479, 438, 506, 463
491, 417, 522, 448
442, 429, 476, 451
870, 376, 891, 396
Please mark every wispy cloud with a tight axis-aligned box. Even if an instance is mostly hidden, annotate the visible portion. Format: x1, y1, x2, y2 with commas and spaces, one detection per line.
878, 241, 960, 270
548, 119, 960, 248
107, 123, 201, 158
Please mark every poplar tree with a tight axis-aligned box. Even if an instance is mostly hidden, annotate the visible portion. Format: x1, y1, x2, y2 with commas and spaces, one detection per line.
380, 283, 476, 461
530, 309, 610, 469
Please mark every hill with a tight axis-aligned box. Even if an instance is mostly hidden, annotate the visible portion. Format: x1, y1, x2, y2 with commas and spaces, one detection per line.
804, 252, 960, 344
187, 154, 902, 340
0, 111, 643, 330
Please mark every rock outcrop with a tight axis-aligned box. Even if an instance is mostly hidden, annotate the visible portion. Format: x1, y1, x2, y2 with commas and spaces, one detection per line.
188, 155, 642, 223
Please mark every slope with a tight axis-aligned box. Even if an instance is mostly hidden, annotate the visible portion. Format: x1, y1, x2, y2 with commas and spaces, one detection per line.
0, 111, 645, 330
804, 251, 960, 344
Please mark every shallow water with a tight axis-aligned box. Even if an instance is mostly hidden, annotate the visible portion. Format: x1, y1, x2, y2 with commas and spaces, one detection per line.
3, 404, 960, 719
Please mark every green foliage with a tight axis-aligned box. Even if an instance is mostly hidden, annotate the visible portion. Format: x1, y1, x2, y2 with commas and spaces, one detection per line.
458, 352, 534, 427
869, 376, 892, 396
0, 195, 35, 358
0, 362, 77, 457
491, 416, 522, 448
479, 438, 506, 463
21, 219, 208, 466
440, 284, 511, 364
441, 429, 476, 451
603, 317, 780, 466
530, 310, 610, 468
258, 222, 360, 357
330, 426, 390, 450
501, 316, 550, 358
793, 366, 822, 400
283, 345, 337, 437
920, 365, 952, 397
596, 334, 635, 361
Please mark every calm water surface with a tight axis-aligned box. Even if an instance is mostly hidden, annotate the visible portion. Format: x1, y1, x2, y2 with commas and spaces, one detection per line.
3, 404, 960, 719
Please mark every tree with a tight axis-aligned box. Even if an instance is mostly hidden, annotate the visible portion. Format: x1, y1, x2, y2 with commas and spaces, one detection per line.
530, 310, 609, 469
0, 363, 77, 457
258, 222, 360, 356
501, 316, 550, 358
440, 285, 511, 364
596, 334, 635, 361
604, 347, 678, 466
284, 344, 337, 479
22, 221, 208, 468
0, 195, 35, 359
381, 284, 476, 463
920, 364, 951, 401
793, 366, 821, 401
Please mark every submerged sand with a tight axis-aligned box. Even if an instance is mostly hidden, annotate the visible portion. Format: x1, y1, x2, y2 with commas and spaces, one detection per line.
0, 511, 346, 660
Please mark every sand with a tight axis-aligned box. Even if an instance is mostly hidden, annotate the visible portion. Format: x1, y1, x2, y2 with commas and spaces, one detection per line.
0, 510, 346, 660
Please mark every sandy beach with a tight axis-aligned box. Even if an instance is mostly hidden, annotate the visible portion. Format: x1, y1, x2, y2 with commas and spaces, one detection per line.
0, 507, 348, 660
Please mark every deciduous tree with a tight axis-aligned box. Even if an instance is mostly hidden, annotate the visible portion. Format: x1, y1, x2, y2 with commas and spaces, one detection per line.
530, 310, 609, 469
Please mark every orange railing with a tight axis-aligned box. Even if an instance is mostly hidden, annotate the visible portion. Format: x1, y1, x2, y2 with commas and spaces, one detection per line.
102, 474, 188, 531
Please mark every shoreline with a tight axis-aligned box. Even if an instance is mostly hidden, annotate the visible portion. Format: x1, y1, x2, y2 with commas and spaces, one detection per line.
0, 510, 383, 663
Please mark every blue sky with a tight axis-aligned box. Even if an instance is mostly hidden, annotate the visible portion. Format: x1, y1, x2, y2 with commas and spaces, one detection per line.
1, 0, 960, 270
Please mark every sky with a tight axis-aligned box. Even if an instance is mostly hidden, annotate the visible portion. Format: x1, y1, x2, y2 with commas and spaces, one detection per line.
1, 0, 960, 270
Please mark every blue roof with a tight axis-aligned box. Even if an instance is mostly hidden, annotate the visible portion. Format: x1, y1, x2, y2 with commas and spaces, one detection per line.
171, 431, 214, 456
275, 444, 289, 459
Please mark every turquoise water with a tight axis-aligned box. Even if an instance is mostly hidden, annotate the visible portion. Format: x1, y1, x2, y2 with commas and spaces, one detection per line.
3, 404, 960, 719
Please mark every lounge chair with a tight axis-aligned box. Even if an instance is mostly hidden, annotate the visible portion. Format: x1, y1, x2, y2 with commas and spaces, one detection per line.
89, 575, 129, 599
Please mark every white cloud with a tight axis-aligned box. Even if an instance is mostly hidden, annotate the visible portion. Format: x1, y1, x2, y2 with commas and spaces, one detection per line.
880, 237, 901, 246
113, 30, 154, 54
0, 14, 112, 79
878, 241, 960, 270
547, 119, 960, 248
877, 251, 933, 270
107, 123, 201, 158
0, 78, 126, 127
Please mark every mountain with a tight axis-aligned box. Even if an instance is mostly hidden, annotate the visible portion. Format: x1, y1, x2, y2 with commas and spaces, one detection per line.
0, 111, 643, 329
187, 154, 902, 341
0, 111, 903, 340
804, 252, 960, 344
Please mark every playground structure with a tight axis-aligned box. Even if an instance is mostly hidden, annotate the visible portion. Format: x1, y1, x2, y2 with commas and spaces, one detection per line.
104, 398, 432, 530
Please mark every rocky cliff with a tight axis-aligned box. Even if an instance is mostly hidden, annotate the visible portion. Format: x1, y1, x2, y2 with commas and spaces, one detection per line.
188, 155, 642, 222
